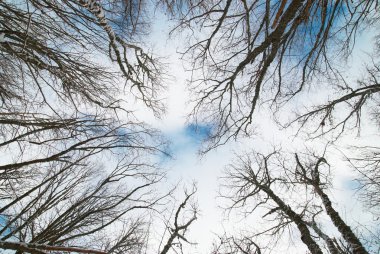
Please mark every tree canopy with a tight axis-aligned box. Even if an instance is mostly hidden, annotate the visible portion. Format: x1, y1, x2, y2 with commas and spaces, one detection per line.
1, 0, 379, 253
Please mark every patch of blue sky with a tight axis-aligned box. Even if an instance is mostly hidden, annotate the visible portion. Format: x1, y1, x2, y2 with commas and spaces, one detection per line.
184, 123, 212, 143
0, 215, 11, 237
287, 1, 347, 59
343, 178, 361, 191
158, 123, 213, 163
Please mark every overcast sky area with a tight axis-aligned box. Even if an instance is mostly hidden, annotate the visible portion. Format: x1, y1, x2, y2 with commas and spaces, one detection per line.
125, 11, 380, 253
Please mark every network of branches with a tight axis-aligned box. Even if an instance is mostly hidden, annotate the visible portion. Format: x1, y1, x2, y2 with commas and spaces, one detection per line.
170, 0, 380, 150
0, 0, 195, 253
0, 0, 379, 253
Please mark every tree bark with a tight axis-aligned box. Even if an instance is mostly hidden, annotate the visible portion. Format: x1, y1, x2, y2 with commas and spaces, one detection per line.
0, 241, 106, 254
314, 187, 368, 254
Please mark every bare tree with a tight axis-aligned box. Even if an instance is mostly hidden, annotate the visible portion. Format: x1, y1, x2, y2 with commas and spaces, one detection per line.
0, 0, 180, 253
221, 150, 372, 254
167, 0, 380, 151
294, 154, 367, 254
288, 62, 380, 139
0, 152, 168, 253
211, 234, 262, 254
166, 2, 380, 251
285, 59, 380, 220
344, 146, 380, 218
159, 186, 198, 254
0, 0, 166, 115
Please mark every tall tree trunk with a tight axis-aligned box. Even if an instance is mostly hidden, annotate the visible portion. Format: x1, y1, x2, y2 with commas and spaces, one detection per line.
314, 187, 368, 254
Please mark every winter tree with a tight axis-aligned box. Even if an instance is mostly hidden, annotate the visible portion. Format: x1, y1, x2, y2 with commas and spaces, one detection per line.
0, 0, 197, 253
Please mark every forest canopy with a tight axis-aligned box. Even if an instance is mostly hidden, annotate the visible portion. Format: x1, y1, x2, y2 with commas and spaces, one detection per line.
0, 0, 379, 253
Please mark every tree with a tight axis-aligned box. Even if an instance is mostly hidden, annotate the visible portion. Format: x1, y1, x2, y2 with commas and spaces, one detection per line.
0, 0, 192, 253
211, 234, 262, 254
288, 62, 380, 139
169, 0, 379, 151
220, 150, 374, 253
0, 0, 166, 114
0, 155, 165, 253
170, 1, 380, 249
159, 186, 198, 254
2, 0, 379, 253
346, 146, 380, 218
286, 37, 380, 220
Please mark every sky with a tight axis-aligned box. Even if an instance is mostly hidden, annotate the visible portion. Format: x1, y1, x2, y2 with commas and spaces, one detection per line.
128, 12, 380, 253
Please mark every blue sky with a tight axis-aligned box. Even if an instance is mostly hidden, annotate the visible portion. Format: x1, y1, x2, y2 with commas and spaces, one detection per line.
0, 215, 11, 237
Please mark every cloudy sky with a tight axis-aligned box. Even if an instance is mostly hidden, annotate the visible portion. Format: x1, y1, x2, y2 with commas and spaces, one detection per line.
1, 2, 379, 254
